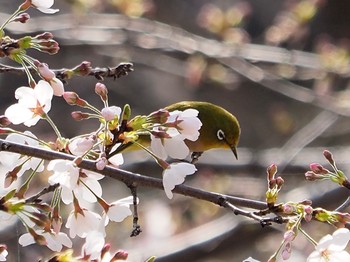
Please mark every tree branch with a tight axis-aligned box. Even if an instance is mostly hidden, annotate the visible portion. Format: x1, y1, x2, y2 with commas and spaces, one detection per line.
0, 62, 134, 81
0, 138, 267, 210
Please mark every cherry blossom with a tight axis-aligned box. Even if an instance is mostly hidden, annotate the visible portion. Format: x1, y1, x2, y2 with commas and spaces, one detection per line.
82, 231, 105, 260
162, 162, 197, 199
5, 80, 53, 127
19, 230, 72, 252
29, 0, 59, 14
101, 106, 121, 121
107, 143, 124, 167
37, 62, 64, 96
151, 109, 202, 160
105, 196, 135, 224
66, 209, 101, 238
47, 160, 103, 204
0, 131, 44, 186
68, 136, 95, 156
307, 228, 350, 262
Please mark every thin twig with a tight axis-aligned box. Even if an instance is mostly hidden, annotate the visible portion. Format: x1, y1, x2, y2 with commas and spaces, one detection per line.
335, 195, 350, 212
0, 62, 134, 81
129, 185, 142, 237
220, 197, 288, 227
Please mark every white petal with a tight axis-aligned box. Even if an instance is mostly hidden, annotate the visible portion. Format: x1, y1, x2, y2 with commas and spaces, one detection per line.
15, 87, 36, 107
307, 250, 322, 262
23, 115, 41, 127
18, 233, 35, 247
151, 137, 168, 160
83, 231, 105, 259
109, 153, 124, 166
328, 228, 350, 252
328, 251, 350, 261
35, 80, 53, 106
107, 205, 132, 222
162, 163, 197, 199
164, 137, 190, 159
32, 0, 54, 8
50, 78, 64, 96
5, 104, 33, 125
37, 7, 59, 13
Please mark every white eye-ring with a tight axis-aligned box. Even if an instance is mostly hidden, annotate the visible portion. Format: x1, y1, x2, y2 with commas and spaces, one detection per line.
217, 129, 225, 141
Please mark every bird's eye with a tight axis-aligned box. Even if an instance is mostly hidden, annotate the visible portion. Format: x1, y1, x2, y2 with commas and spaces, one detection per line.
217, 129, 225, 140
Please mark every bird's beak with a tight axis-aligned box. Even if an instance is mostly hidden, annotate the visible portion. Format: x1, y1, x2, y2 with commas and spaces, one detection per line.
231, 145, 238, 160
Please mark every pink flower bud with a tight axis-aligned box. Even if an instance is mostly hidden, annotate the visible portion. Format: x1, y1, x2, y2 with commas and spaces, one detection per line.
96, 157, 107, 170
35, 32, 53, 40
71, 111, 90, 121
101, 106, 121, 121
323, 150, 334, 165
0, 115, 11, 127
310, 163, 329, 175
276, 177, 284, 188
281, 243, 292, 260
95, 82, 108, 101
305, 171, 324, 181
112, 250, 128, 261
282, 203, 295, 214
13, 13, 30, 23
72, 61, 92, 76
267, 164, 277, 181
283, 230, 295, 242
37, 62, 55, 80
63, 92, 87, 106
148, 109, 170, 124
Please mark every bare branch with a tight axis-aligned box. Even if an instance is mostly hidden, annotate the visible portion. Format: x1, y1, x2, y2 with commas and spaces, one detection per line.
0, 62, 134, 81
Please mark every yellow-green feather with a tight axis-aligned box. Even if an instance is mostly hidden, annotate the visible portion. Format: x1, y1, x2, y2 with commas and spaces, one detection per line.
165, 101, 240, 153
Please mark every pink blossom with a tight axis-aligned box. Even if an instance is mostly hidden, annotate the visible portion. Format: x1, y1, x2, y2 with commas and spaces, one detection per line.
5, 80, 53, 127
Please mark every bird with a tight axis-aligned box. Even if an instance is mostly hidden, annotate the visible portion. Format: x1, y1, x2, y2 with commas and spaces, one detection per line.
109, 101, 241, 162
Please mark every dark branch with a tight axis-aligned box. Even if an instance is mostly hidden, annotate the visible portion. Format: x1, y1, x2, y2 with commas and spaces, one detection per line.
0, 138, 267, 211
0, 62, 134, 81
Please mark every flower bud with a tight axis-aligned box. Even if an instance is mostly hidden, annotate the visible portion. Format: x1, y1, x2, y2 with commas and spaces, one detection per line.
96, 156, 107, 170
283, 230, 295, 242
323, 150, 335, 165
95, 82, 108, 101
35, 32, 54, 40
12, 13, 30, 23
305, 171, 325, 181
101, 106, 121, 122
276, 177, 284, 188
111, 250, 129, 261
267, 164, 277, 181
63, 92, 87, 107
309, 163, 329, 175
72, 61, 92, 76
281, 242, 292, 260
282, 203, 295, 214
71, 111, 90, 121
0, 116, 11, 127
37, 62, 55, 80
147, 109, 170, 124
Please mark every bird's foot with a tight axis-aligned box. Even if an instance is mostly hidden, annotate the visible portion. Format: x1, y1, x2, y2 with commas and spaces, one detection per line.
191, 152, 203, 164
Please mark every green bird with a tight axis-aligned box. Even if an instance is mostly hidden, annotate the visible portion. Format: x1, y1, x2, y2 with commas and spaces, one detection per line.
164, 101, 240, 160
109, 101, 241, 161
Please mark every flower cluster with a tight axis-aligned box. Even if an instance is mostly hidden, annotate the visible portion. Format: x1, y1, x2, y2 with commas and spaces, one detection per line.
305, 150, 350, 188
265, 164, 284, 207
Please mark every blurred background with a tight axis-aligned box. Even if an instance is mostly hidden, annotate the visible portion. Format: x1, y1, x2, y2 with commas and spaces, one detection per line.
1, 0, 350, 261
